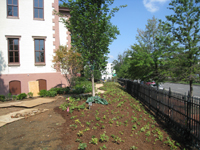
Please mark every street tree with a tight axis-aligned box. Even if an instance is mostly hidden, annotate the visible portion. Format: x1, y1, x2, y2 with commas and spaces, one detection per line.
61, 0, 126, 96
129, 16, 175, 87
165, 0, 200, 97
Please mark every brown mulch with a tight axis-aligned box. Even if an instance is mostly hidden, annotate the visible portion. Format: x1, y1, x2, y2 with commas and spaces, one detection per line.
0, 91, 192, 150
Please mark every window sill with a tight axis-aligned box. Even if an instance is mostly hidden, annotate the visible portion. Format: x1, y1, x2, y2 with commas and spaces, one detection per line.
7, 16, 19, 19
35, 63, 46, 66
33, 18, 45, 21
8, 63, 20, 66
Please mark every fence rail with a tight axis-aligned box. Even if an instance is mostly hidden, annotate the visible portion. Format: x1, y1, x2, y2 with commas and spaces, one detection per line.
118, 78, 200, 147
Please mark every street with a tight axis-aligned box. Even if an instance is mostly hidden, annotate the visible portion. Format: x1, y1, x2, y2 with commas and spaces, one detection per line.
161, 83, 200, 97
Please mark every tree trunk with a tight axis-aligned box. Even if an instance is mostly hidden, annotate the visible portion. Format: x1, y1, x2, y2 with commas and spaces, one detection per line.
190, 80, 193, 97
91, 70, 95, 96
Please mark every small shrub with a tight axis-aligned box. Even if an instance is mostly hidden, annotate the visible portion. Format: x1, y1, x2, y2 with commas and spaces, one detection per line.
17, 93, 27, 100
6, 93, 12, 100
77, 77, 87, 82
27, 92, 33, 98
89, 137, 98, 145
64, 87, 70, 94
0, 95, 5, 102
78, 143, 87, 150
38, 90, 48, 97
100, 131, 109, 142
72, 87, 85, 94
47, 91, 57, 97
12, 95, 17, 100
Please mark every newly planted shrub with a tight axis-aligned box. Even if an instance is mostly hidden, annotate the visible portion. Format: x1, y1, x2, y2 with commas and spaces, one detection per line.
78, 143, 87, 150
0, 95, 5, 102
100, 131, 109, 142
38, 90, 48, 97
47, 91, 57, 97
130, 146, 138, 150
77, 130, 84, 137
89, 137, 98, 145
99, 144, 107, 150
17, 93, 27, 100
27, 92, 33, 98
12, 95, 17, 100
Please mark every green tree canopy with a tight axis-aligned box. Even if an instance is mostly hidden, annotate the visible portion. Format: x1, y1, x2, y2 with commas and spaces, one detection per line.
61, 0, 126, 96
165, 0, 200, 96
128, 16, 175, 86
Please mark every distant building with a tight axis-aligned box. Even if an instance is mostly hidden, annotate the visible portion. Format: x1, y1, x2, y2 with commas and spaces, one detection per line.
0, 0, 71, 96
101, 63, 113, 80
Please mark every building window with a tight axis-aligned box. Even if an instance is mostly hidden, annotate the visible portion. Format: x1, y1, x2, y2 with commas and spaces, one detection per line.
7, 0, 18, 17
8, 38, 19, 63
34, 0, 44, 19
34, 39, 45, 63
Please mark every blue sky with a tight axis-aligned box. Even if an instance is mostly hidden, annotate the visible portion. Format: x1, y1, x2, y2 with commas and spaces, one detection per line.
107, 0, 172, 63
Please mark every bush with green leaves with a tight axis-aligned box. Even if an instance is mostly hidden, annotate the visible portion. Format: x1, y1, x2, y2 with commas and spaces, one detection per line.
0, 95, 5, 102
6, 93, 12, 100
78, 143, 87, 150
12, 95, 17, 100
49, 87, 70, 94
100, 131, 109, 142
72, 87, 85, 94
76, 77, 87, 82
38, 90, 48, 97
59, 97, 86, 113
27, 92, 33, 98
17, 93, 27, 100
47, 91, 57, 97
89, 137, 98, 145
75, 81, 92, 93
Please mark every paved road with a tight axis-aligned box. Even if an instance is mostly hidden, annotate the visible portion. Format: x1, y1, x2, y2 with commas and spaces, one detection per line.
161, 83, 200, 97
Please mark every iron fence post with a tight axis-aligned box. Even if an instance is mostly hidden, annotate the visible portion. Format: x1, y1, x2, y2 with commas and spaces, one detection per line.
168, 87, 171, 121
186, 91, 192, 141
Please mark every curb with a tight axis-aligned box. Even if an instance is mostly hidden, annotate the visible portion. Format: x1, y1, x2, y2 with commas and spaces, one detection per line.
165, 82, 200, 87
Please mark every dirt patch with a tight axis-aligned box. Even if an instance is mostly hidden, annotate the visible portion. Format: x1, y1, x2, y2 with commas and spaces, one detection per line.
0, 97, 66, 150
55, 92, 187, 149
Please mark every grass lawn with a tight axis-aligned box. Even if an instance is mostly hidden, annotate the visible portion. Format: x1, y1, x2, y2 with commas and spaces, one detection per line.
56, 82, 187, 150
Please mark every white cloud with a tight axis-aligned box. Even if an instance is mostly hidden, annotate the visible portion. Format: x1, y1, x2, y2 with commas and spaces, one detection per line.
143, 0, 169, 13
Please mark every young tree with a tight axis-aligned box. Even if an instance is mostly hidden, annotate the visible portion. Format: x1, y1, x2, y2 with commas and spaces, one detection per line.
84, 65, 102, 81
61, 0, 126, 96
166, 0, 200, 97
52, 46, 83, 86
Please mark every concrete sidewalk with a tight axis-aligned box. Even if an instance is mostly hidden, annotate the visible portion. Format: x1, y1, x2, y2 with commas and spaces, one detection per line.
0, 97, 57, 108
95, 84, 105, 94
0, 108, 48, 127
0, 97, 58, 127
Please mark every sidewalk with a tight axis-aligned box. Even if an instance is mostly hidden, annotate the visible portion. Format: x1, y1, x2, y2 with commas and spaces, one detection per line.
0, 97, 59, 127
95, 84, 105, 94
0, 97, 57, 108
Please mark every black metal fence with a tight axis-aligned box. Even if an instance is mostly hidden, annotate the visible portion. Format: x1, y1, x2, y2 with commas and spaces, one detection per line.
118, 78, 200, 147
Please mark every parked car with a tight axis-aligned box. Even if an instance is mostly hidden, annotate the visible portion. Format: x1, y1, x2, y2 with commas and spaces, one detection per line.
145, 81, 155, 86
150, 84, 163, 90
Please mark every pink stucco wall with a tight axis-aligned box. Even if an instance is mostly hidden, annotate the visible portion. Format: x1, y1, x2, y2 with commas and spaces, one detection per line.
0, 72, 70, 95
